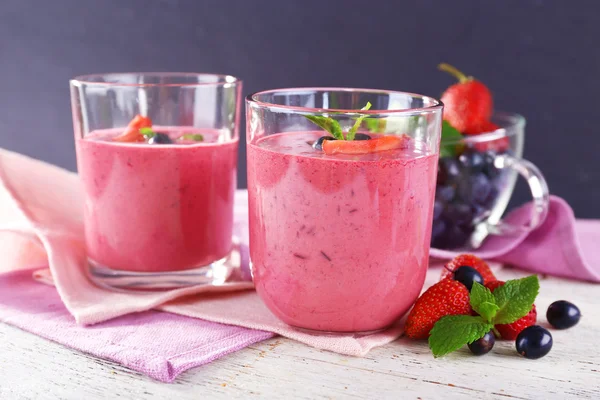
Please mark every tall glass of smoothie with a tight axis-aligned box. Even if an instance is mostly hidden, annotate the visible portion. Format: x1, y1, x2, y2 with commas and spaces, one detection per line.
246, 88, 443, 332
70, 73, 242, 289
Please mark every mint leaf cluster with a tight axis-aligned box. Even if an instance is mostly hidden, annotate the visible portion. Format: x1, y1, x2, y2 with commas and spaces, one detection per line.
305, 102, 372, 141
139, 127, 157, 139
428, 275, 540, 357
440, 120, 464, 157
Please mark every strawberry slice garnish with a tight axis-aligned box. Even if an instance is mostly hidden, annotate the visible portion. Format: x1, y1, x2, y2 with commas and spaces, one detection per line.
405, 279, 472, 339
114, 115, 152, 142
322, 134, 409, 155
440, 254, 497, 285
439, 63, 493, 134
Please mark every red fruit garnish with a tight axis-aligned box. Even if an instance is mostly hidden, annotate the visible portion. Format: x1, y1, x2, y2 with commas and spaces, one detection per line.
485, 280, 537, 340
322, 134, 409, 155
440, 254, 497, 285
439, 63, 493, 134
114, 115, 153, 142
405, 279, 472, 339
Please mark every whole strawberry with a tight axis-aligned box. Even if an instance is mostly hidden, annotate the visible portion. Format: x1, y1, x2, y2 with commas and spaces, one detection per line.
440, 254, 497, 285
486, 280, 537, 340
439, 63, 493, 134
471, 121, 510, 153
405, 279, 472, 339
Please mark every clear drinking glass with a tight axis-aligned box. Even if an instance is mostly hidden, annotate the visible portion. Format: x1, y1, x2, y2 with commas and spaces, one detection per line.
70, 73, 242, 289
432, 112, 549, 250
246, 88, 442, 332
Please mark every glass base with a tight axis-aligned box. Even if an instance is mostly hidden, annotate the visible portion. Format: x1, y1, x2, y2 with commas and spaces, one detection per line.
88, 241, 242, 291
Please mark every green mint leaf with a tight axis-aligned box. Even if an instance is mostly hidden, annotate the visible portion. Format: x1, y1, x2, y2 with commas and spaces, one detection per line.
428, 315, 494, 358
180, 134, 204, 142
440, 120, 464, 157
469, 282, 497, 322
478, 302, 500, 322
347, 102, 372, 140
139, 127, 156, 138
364, 118, 386, 133
492, 275, 540, 325
304, 115, 343, 140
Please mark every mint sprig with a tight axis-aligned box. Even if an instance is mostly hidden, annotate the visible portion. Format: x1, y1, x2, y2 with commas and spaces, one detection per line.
346, 102, 372, 141
428, 275, 540, 357
180, 134, 204, 142
139, 127, 156, 138
440, 120, 464, 157
304, 102, 372, 141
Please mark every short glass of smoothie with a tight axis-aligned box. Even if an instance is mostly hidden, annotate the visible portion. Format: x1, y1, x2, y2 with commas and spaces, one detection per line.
246, 88, 443, 332
70, 73, 241, 289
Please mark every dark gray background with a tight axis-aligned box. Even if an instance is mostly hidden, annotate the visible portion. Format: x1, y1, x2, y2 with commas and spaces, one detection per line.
1, 0, 598, 216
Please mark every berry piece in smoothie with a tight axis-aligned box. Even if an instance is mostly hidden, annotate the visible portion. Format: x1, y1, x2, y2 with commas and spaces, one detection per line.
453, 266, 484, 291
440, 254, 496, 285
516, 325, 553, 359
546, 300, 581, 329
148, 133, 174, 145
113, 114, 152, 142
322, 134, 409, 155
404, 279, 472, 339
312, 136, 337, 151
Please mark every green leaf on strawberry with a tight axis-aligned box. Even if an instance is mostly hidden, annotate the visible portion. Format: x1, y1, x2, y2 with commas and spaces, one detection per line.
427, 275, 540, 357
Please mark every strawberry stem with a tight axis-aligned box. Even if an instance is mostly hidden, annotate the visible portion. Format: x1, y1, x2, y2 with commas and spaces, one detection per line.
438, 63, 470, 83
492, 327, 501, 338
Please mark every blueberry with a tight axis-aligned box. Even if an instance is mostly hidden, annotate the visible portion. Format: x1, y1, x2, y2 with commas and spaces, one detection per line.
443, 203, 474, 225
459, 150, 485, 173
468, 331, 495, 355
453, 266, 484, 291
433, 201, 443, 220
437, 158, 461, 185
516, 326, 553, 359
546, 300, 581, 329
436, 185, 456, 203
313, 136, 337, 150
470, 174, 493, 205
354, 133, 371, 140
148, 133, 173, 144
431, 219, 446, 240
433, 222, 472, 249
482, 151, 500, 180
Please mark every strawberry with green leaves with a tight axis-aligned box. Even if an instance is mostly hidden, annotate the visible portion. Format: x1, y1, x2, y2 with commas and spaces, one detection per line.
428, 275, 540, 357
486, 280, 538, 340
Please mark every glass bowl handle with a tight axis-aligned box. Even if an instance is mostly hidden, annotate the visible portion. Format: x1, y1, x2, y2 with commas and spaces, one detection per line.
485, 153, 550, 236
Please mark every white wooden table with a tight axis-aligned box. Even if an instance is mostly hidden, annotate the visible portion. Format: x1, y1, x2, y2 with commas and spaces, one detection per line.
0, 267, 598, 399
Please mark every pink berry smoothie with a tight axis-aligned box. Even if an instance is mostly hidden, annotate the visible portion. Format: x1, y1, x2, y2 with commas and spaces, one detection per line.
247, 132, 438, 332
76, 127, 237, 273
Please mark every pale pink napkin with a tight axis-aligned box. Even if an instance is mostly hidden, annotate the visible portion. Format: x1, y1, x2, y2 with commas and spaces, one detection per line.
0, 148, 403, 356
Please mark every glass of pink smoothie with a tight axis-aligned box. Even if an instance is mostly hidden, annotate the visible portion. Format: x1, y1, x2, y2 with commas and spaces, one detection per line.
70, 73, 242, 290
246, 88, 443, 332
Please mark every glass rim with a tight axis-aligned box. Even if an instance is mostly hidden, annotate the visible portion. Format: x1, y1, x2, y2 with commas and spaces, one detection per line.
442, 112, 526, 145
246, 87, 442, 115
70, 72, 241, 88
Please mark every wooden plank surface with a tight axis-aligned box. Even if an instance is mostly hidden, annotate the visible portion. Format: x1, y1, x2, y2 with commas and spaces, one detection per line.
0, 267, 598, 399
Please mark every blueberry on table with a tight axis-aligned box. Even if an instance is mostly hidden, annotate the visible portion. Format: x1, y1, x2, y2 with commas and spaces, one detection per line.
148, 133, 174, 144
437, 158, 461, 185
516, 326, 553, 359
313, 136, 337, 150
546, 300, 581, 329
452, 266, 483, 291
354, 133, 372, 140
468, 331, 495, 355
459, 150, 485, 173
